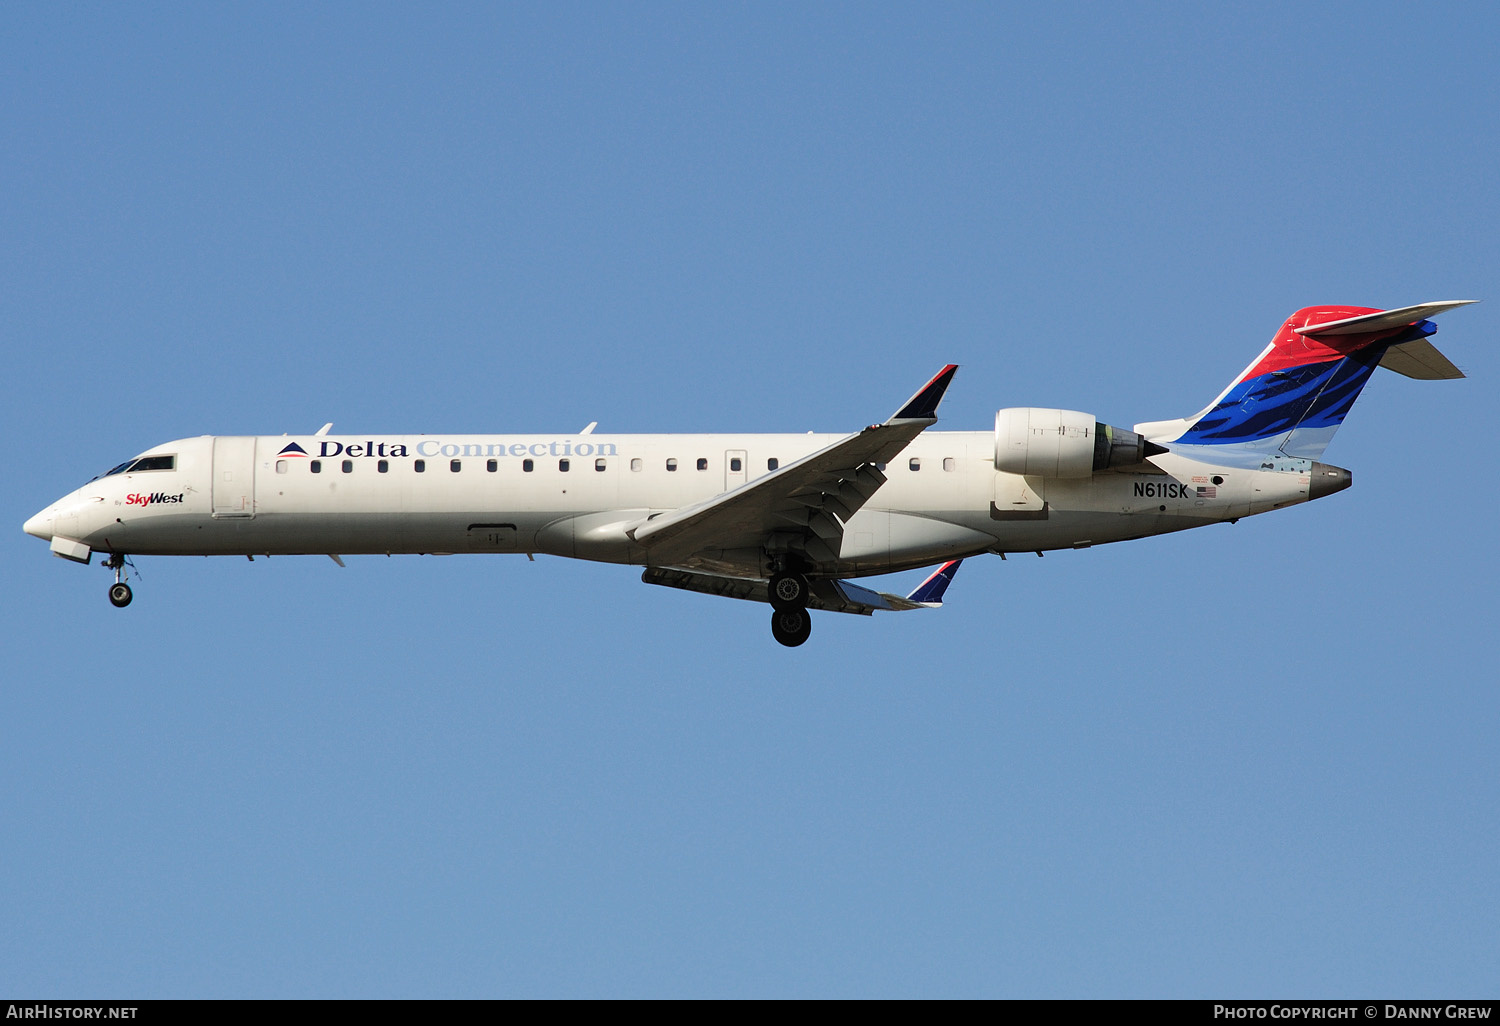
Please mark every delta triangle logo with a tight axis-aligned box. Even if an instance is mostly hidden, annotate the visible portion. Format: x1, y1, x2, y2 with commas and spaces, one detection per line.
277, 442, 310, 457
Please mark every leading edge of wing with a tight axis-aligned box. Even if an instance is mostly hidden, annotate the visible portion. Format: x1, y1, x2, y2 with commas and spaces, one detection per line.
628, 365, 959, 558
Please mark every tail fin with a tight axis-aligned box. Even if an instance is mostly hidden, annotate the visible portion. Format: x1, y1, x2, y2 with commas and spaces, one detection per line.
1137, 301, 1473, 462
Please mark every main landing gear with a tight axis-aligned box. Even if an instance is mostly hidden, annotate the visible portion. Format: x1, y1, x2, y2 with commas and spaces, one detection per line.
770, 606, 812, 648
768, 571, 812, 648
768, 572, 808, 610
103, 553, 133, 608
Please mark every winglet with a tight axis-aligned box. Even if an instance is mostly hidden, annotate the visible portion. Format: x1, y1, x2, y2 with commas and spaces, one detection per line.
906, 559, 962, 605
888, 364, 959, 422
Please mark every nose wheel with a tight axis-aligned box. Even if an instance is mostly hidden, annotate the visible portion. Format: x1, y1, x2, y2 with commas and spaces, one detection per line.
103, 553, 134, 608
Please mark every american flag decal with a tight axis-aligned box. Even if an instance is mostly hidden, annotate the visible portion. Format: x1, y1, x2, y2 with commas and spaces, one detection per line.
1196, 486, 1217, 498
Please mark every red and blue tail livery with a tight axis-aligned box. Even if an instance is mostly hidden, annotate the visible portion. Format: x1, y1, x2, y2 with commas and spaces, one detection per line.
1144, 301, 1473, 464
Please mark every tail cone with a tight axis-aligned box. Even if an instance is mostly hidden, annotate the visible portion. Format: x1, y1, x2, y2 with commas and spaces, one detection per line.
1309, 463, 1352, 500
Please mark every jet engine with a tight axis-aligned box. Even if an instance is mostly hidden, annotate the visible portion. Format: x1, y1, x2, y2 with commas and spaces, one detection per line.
994, 408, 1161, 477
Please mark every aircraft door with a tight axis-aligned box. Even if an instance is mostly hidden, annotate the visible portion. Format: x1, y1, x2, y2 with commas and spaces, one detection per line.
725, 449, 747, 491
212, 436, 257, 518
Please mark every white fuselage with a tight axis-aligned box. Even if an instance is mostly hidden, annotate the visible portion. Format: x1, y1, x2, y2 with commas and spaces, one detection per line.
25, 431, 1319, 579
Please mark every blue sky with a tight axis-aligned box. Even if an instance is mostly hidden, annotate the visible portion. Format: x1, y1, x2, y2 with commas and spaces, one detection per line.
3, 3, 1496, 997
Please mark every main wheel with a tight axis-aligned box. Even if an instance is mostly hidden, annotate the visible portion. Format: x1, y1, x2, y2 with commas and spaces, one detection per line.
768, 572, 808, 611
108, 582, 133, 608
770, 606, 812, 648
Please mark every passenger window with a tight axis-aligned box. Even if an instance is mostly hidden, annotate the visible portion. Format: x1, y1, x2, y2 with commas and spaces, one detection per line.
666, 459, 677, 472
523, 459, 534, 472
767, 458, 779, 471
378, 460, 389, 473
730, 457, 742, 472
275, 460, 287, 474
559, 459, 570, 472
342, 460, 353, 473
631, 458, 642, 472
595, 458, 607, 472
696, 458, 708, 471
311, 461, 322, 474
943, 457, 955, 472
909, 458, 921, 471
487, 459, 497, 472
451, 460, 461, 473
414, 460, 425, 473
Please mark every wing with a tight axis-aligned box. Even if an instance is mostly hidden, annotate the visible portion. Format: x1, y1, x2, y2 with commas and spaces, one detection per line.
642, 559, 964, 615
629, 365, 958, 567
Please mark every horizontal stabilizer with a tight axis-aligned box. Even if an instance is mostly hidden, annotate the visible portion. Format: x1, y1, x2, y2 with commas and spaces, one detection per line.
1378, 339, 1465, 380
1297, 300, 1476, 337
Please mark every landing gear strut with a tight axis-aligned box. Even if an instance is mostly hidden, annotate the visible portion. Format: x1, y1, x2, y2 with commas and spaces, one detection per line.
770, 605, 812, 648
104, 554, 133, 608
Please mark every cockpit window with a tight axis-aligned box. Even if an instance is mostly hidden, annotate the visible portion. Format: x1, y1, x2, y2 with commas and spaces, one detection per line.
129, 455, 176, 472
104, 454, 176, 476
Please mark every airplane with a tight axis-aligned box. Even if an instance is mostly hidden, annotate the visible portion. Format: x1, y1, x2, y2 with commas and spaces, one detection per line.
23, 301, 1473, 647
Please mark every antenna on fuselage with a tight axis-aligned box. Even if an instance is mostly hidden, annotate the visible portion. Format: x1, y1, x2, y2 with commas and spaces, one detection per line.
315, 423, 333, 436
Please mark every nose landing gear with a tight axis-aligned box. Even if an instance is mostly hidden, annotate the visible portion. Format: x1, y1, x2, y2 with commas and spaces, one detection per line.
103, 553, 134, 608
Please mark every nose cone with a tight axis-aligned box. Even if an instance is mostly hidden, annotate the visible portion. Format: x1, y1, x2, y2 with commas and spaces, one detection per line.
23, 508, 55, 540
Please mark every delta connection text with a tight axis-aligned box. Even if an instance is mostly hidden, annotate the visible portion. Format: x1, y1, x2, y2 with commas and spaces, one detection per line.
1214, 1008, 1492, 1020
309, 439, 619, 460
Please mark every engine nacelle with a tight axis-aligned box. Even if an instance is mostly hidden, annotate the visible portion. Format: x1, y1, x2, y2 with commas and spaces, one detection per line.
994, 408, 1154, 478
